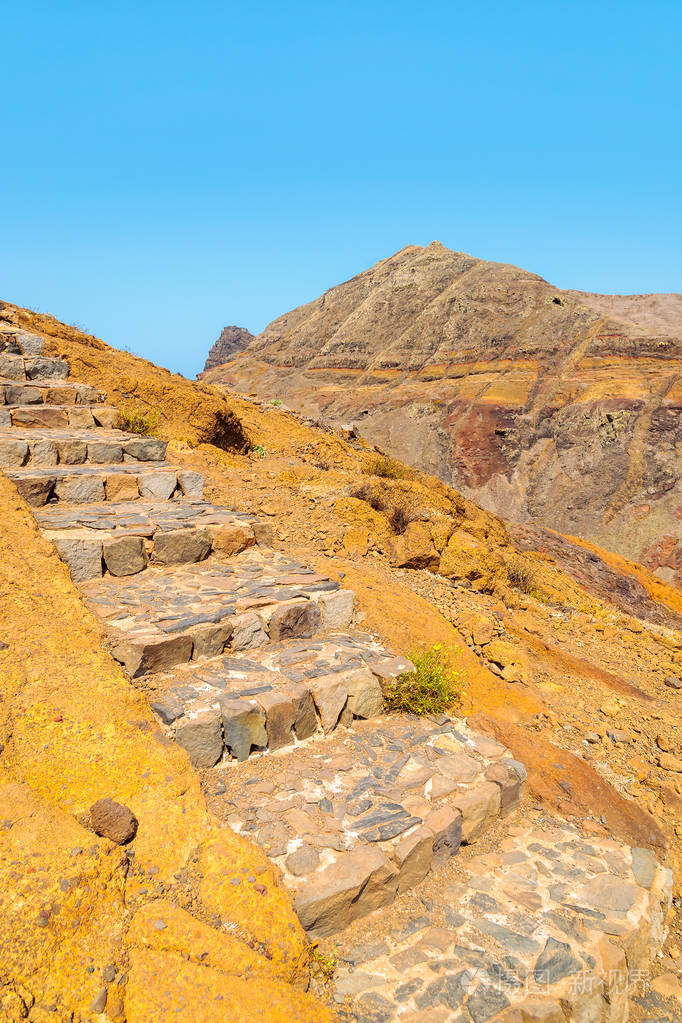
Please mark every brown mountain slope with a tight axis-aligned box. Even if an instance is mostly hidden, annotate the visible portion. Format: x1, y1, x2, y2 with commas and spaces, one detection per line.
202, 242, 682, 586
2, 299, 682, 1013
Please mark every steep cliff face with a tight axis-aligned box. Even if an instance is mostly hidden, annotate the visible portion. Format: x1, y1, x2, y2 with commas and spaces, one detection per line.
203, 325, 253, 372
203, 243, 682, 586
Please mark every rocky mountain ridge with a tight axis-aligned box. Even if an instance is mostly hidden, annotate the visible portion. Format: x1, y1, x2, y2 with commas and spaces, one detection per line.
203, 324, 253, 372
202, 243, 682, 587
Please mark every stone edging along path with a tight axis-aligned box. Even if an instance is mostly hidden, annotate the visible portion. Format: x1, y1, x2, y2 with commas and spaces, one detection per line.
0, 324, 673, 1022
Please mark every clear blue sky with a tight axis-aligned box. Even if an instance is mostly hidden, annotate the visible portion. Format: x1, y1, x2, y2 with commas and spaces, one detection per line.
3, 1, 681, 377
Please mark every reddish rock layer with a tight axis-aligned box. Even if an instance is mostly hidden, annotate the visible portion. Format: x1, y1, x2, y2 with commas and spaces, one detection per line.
203, 243, 682, 585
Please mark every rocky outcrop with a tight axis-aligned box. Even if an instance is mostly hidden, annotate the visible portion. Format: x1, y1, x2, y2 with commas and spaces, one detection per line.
203, 325, 253, 373
203, 243, 682, 585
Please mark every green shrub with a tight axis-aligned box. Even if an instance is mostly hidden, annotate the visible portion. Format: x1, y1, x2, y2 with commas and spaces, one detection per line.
308, 944, 337, 982
114, 404, 160, 436
270, 398, 282, 407
361, 454, 408, 479
383, 644, 460, 715
250, 443, 267, 458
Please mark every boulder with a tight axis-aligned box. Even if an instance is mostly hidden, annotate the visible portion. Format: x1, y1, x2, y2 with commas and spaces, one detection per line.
219, 698, 267, 761
174, 705, 223, 768
138, 471, 177, 500
54, 475, 105, 504
90, 797, 138, 845
269, 601, 321, 642
152, 528, 212, 565
295, 848, 397, 938
103, 536, 148, 576
53, 537, 103, 582
209, 522, 256, 557
390, 521, 440, 570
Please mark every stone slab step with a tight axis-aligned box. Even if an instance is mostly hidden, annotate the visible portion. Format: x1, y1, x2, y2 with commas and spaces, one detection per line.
0, 404, 118, 430
0, 326, 46, 357
329, 820, 672, 1023
5, 462, 203, 506
0, 378, 105, 407
206, 716, 526, 939
140, 631, 412, 761
0, 428, 167, 468
37, 500, 266, 580
78, 549, 351, 677
0, 351, 68, 382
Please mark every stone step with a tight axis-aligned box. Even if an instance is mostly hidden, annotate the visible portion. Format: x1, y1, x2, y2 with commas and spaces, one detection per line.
36, 500, 267, 580
0, 351, 69, 383
328, 820, 672, 1023
0, 326, 46, 357
0, 403, 118, 430
78, 549, 353, 677
141, 632, 412, 762
0, 378, 105, 407
0, 428, 167, 469
205, 716, 526, 940
5, 461, 203, 507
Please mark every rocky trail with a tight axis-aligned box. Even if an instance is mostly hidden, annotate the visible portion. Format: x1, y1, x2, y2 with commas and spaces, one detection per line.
0, 322, 679, 1021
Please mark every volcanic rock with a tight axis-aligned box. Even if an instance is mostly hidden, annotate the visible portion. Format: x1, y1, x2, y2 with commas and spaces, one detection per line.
204, 242, 682, 585
202, 325, 254, 373
90, 797, 139, 844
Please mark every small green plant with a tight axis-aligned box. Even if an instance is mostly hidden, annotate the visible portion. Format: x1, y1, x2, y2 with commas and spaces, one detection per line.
250, 443, 267, 458
270, 398, 282, 407
308, 944, 337, 982
383, 644, 460, 715
361, 454, 408, 479
114, 404, 160, 436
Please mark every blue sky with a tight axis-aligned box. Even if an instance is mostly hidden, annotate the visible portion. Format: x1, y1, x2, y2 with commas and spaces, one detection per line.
2, 1, 681, 377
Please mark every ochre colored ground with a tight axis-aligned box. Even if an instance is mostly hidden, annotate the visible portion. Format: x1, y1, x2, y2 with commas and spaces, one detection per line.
0, 475, 331, 1022
2, 303, 682, 1015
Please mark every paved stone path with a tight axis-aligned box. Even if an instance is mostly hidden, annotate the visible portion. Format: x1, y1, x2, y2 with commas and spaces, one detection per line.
206, 717, 527, 939
328, 819, 672, 1023
1, 323, 673, 1022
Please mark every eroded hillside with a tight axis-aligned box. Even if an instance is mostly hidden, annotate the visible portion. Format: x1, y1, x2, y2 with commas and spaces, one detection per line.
202, 242, 682, 588
2, 298, 682, 1019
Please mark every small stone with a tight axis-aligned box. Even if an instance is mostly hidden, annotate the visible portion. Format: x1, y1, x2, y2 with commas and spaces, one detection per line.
656, 733, 672, 752
664, 676, 681, 690
533, 937, 583, 984
658, 752, 682, 773
90, 988, 107, 1013
102, 965, 116, 983
90, 797, 138, 845
285, 845, 320, 876
256, 821, 289, 857
153, 919, 167, 930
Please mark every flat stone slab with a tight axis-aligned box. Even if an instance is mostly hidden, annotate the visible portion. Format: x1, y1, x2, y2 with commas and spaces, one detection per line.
6, 403, 117, 430
0, 352, 69, 381
0, 377, 104, 406
36, 499, 259, 535
37, 501, 262, 580
79, 548, 350, 675
327, 820, 672, 1023
5, 461, 202, 505
0, 427, 167, 467
206, 716, 526, 938
143, 632, 412, 758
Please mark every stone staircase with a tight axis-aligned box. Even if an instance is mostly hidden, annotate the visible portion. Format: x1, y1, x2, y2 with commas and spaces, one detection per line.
0, 323, 672, 1023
